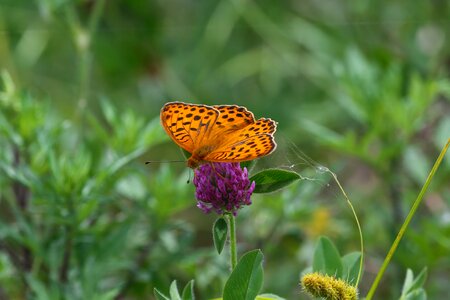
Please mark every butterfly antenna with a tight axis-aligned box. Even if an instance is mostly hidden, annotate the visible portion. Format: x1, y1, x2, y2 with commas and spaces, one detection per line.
145, 160, 186, 165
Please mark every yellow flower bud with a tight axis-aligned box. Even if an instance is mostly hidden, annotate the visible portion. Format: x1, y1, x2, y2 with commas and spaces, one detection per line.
301, 272, 358, 300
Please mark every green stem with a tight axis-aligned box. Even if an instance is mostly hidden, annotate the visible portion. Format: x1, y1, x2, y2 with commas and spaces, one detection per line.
327, 170, 364, 287
64, 0, 106, 116
227, 213, 237, 270
365, 138, 450, 300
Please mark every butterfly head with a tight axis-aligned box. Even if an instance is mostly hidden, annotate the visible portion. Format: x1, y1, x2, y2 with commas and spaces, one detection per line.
187, 156, 201, 169
187, 145, 216, 168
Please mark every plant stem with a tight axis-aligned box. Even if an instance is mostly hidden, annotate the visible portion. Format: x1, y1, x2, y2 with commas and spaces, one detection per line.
365, 138, 450, 300
227, 213, 238, 270
64, 0, 106, 117
59, 196, 76, 283
327, 169, 364, 287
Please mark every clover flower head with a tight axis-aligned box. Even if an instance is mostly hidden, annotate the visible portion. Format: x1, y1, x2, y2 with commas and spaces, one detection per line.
193, 162, 255, 216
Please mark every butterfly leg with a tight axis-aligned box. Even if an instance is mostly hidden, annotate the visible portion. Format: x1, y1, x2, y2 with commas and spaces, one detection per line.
209, 162, 227, 180
187, 168, 194, 184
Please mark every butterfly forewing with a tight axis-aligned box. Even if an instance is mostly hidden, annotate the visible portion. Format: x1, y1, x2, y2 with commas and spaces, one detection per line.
212, 105, 255, 132
160, 102, 219, 153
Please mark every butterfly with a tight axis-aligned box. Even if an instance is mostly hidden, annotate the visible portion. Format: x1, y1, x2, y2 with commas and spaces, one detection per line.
160, 101, 277, 168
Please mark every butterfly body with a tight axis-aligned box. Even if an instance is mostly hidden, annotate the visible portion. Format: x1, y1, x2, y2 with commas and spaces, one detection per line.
188, 145, 217, 168
161, 101, 277, 168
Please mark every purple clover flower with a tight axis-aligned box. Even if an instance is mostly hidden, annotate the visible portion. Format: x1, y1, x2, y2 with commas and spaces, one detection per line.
193, 162, 256, 216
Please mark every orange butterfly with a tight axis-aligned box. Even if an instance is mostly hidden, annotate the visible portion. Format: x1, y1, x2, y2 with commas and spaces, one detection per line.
160, 102, 277, 168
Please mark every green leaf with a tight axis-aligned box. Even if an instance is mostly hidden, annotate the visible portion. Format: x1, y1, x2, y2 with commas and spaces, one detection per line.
181, 148, 191, 160
250, 169, 301, 193
241, 160, 256, 173
401, 269, 414, 296
341, 252, 361, 285
408, 268, 428, 294
96, 289, 120, 300
256, 294, 286, 300
154, 288, 170, 300
433, 117, 450, 150
403, 146, 430, 184
100, 97, 117, 125
405, 288, 427, 300
170, 280, 182, 300
223, 249, 264, 300
312, 236, 343, 278
300, 119, 344, 146
27, 276, 52, 300
213, 217, 228, 254
182, 280, 195, 300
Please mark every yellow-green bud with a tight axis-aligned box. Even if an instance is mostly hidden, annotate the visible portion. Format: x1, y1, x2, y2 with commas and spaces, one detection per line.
301, 272, 358, 300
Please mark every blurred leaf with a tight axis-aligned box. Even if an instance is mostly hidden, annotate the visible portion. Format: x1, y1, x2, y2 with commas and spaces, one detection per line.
170, 280, 182, 300
212, 217, 228, 255
250, 169, 301, 193
0, 71, 17, 108
312, 236, 343, 279
181, 148, 191, 160
341, 252, 361, 285
400, 268, 427, 300
27, 277, 50, 300
407, 268, 428, 294
100, 98, 117, 126
154, 288, 170, 300
300, 119, 344, 146
16, 27, 49, 68
433, 117, 450, 166
434, 117, 450, 145
401, 269, 415, 296
218, 48, 264, 84
0, 161, 31, 186
83, 146, 146, 195
256, 294, 286, 300
139, 117, 168, 148
405, 288, 427, 300
223, 249, 264, 300
95, 289, 120, 300
181, 280, 195, 300
403, 146, 430, 184
241, 159, 256, 173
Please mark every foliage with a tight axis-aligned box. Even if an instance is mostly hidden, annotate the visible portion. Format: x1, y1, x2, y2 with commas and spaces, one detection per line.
0, 74, 199, 298
399, 268, 428, 300
212, 217, 228, 255
1, 0, 450, 299
309, 236, 361, 287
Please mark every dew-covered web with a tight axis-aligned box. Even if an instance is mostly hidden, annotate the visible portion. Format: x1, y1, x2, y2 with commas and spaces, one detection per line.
267, 134, 359, 212
253, 134, 330, 186
264, 134, 364, 286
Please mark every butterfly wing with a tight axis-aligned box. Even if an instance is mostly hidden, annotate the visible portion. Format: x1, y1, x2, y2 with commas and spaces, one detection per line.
211, 105, 255, 133
160, 102, 219, 153
196, 104, 256, 147
203, 118, 277, 162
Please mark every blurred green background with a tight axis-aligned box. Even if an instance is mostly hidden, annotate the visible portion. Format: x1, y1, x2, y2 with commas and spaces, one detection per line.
1, 0, 450, 299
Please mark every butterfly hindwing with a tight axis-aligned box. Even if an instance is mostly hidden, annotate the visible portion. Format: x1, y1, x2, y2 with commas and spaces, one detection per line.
204, 118, 277, 162
204, 133, 276, 162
